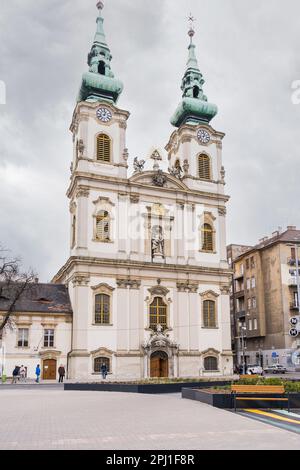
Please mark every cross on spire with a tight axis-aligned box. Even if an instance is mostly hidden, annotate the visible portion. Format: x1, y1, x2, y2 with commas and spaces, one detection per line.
188, 13, 196, 43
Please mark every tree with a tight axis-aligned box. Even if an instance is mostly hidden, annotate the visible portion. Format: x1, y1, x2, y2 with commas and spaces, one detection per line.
0, 247, 37, 339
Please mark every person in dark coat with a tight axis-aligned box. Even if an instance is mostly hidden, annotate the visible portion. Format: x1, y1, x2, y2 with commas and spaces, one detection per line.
11, 366, 20, 384
58, 365, 65, 383
100, 363, 108, 380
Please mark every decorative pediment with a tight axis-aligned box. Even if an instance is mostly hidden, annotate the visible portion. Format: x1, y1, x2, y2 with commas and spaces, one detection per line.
90, 347, 115, 358
201, 348, 220, 357
91, 283, 115, 292
129, 171, 188, 191
147, 285, 170, 297
199, 290, 219, 299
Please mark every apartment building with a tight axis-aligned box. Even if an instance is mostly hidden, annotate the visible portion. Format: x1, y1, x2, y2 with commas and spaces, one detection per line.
227, 227, 300, 369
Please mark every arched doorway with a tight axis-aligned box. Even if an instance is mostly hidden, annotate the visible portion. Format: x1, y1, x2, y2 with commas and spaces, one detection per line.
42, 359, 57, 380
150, 351, 169, 378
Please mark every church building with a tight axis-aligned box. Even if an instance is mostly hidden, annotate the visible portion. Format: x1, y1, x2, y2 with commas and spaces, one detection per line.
53, 1, 233, 380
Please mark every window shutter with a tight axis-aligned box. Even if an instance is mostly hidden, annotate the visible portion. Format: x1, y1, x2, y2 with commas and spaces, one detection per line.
97, 134, 111, 162
198, 155, 211, 180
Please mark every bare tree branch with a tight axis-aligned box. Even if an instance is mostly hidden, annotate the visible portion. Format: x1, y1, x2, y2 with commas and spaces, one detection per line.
0, 246, 37, 338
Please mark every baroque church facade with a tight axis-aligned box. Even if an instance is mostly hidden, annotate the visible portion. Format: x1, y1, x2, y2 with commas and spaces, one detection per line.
54, 1, 233, 380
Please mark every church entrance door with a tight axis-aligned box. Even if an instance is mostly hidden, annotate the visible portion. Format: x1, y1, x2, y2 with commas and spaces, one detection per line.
150, 351, 169, 378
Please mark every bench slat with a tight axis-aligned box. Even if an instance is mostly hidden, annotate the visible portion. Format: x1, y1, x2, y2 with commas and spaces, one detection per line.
231, 385, 285, 393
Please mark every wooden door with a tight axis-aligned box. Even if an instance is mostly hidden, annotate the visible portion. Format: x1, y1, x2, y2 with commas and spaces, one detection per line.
150, 355, 160, 378
43, 359, 57, 380
150, 353, 169, 378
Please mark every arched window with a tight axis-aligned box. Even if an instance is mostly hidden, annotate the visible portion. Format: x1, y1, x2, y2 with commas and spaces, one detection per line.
204, 356, 218, 371
203, 300, 216, 328
98, 61, 106, 75
198, 154, 211, 180
95, 294, 111, 324
202, 223, 214, 252
149, 297, 167, 330
96, 211, 110, 241
97, 134, 111, 162
94, 357, 110, 373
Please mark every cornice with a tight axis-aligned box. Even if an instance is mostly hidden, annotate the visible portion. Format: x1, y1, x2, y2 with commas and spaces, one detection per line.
66, 172, 230, 204
52, 256, 233, 284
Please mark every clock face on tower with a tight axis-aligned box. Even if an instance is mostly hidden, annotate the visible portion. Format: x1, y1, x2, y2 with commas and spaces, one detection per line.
96, 107, 112, 123
197, 128, 211, 145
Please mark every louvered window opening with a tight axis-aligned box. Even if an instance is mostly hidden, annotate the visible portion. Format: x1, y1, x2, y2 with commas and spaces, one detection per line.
199, 154, 211, 180
97, 134, 111, 162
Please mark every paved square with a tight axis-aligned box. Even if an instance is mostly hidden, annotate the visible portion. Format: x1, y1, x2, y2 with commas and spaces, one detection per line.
0, 389, 300, 450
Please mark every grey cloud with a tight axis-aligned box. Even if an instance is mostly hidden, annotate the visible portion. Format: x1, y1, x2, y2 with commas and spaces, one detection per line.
0, 0, 299, 280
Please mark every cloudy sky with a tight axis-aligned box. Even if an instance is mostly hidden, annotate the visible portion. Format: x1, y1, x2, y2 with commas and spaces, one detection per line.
0, 0, 299, 281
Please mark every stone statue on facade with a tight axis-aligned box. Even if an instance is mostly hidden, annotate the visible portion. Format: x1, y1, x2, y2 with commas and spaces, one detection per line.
151, 226, 165, 258
133, 157, 145, 173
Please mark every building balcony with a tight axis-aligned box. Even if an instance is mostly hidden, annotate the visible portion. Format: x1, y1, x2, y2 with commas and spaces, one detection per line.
234, 290, 245, 298
236, 310, 246, 319
234, 272, 244, 280
289, 278, 298, 287
290, 301, 300, 310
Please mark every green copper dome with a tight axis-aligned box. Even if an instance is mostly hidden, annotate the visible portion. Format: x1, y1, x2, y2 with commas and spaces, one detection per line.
78, 1, 123, 104
170, 28, 217, 127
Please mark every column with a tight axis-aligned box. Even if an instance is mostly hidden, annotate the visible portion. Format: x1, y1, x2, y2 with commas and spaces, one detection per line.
218, 208, 228, 265
176, 203, 185, 264
76, 189, 89, 251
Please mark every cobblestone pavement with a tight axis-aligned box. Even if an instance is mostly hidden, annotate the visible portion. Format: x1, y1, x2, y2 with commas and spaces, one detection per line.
0, 389, 300, 450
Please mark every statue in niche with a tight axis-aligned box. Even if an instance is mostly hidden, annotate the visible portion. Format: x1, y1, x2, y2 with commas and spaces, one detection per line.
151, 225, 165, 258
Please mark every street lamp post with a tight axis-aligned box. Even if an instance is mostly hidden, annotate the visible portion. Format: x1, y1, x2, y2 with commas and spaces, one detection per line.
240, 324, 247, 374
295, 244, 300, 314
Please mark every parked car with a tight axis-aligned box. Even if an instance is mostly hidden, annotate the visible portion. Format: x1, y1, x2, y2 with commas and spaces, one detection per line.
264, 364, 287, 374
246, 364, 263, 375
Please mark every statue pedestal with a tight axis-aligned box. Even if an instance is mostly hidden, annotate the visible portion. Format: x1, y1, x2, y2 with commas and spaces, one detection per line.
152, 254, 164, 263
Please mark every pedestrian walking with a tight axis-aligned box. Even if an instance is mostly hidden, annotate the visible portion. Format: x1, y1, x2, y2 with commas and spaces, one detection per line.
11, 366, 20, 384
100, 363, 108, 380
35, 364, 41, 383
19, 365, 26, 383
58, 365, 65, 383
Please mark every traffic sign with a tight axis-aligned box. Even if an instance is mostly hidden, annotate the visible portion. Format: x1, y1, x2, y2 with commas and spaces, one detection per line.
290, 317, 298, 326
289, 328, 299, 338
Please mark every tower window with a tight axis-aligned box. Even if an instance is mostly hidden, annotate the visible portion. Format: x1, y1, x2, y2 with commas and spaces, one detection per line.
98, 60, 106, 75
198, 154, 211, 180
96, 211, 110, 241
202, 223, 214, 252
95, 294, 111, 324
97, 134, 111, 162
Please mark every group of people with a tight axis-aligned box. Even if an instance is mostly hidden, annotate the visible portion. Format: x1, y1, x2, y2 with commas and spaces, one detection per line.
11, 365, 27, 383
11, 364, 66, 383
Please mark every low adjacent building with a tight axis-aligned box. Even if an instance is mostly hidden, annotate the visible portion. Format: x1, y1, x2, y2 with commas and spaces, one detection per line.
228, 227, 300, 369
0, 284, 72, 379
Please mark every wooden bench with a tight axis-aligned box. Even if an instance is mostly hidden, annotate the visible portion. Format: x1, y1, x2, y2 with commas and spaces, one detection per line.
231, 385, 290, 412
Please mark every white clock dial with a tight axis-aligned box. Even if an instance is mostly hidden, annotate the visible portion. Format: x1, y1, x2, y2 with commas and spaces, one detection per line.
96, 107, 112, 123
197, 128, 211, 145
